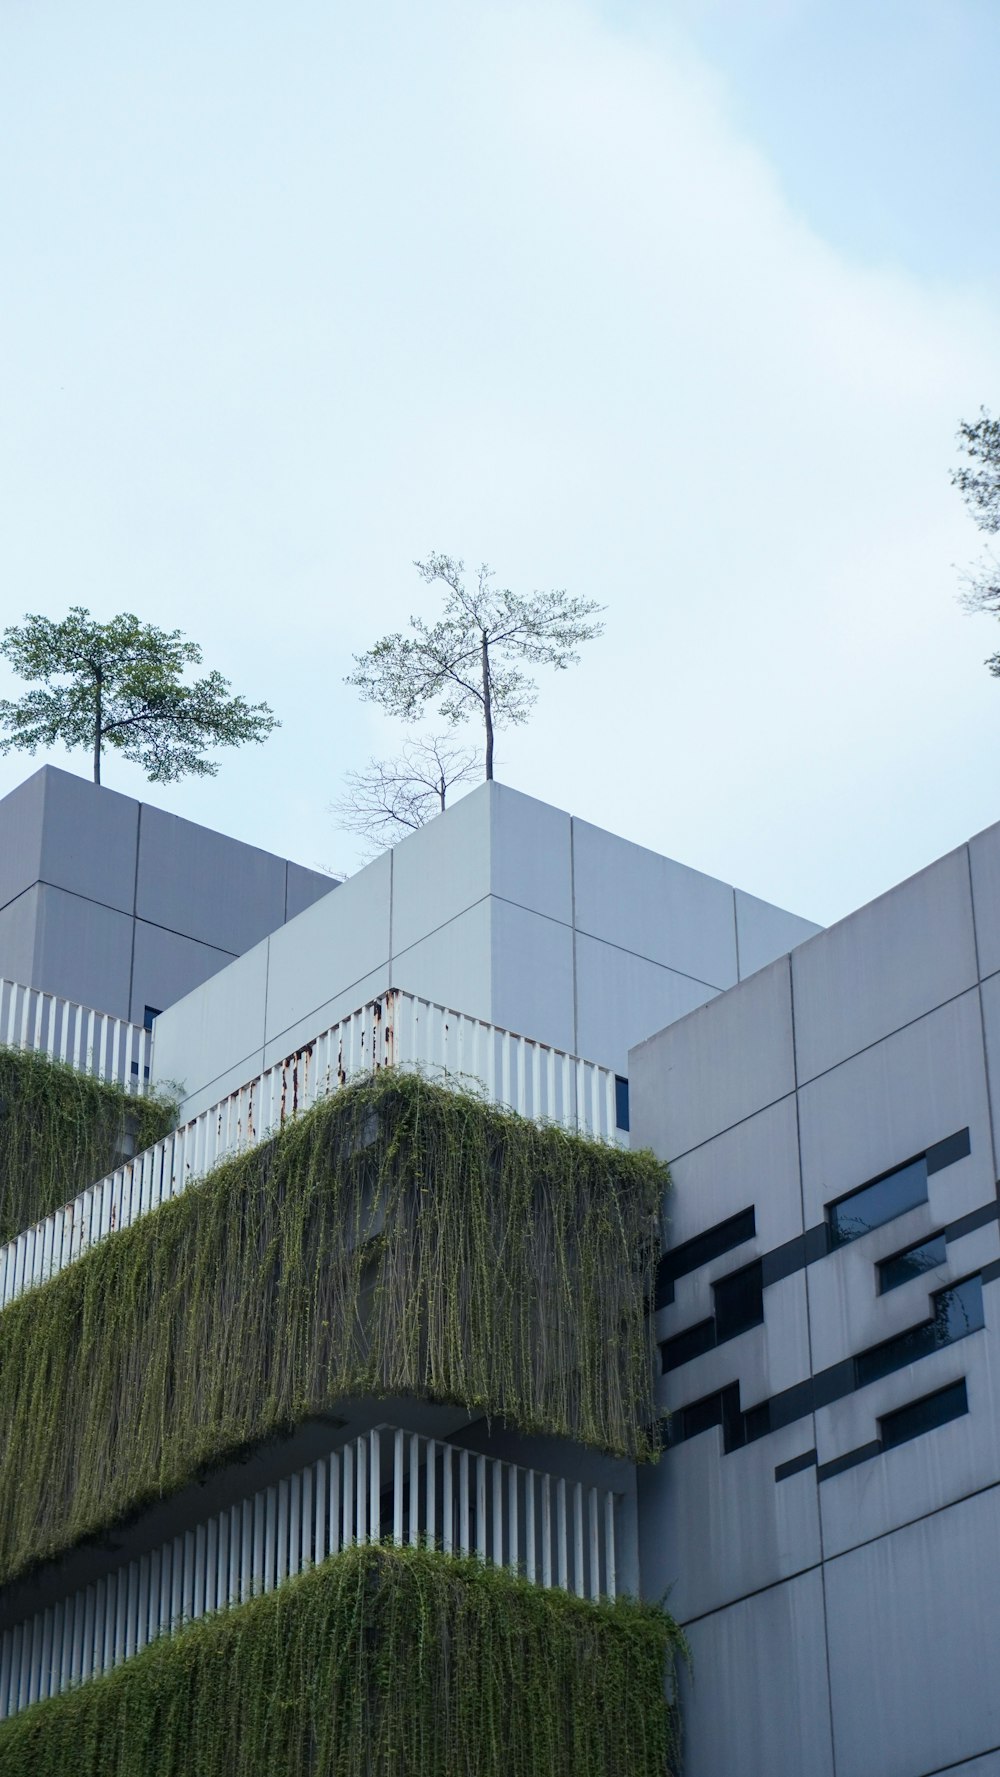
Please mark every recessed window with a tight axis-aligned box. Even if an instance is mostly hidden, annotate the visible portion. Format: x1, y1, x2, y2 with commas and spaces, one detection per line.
880, 1379, 969, 1452
878, 1233, 947, 1294
714, 1260, 764, 1342
614, 1076, 630, 1132
662, 1318, 715, 1373
828, 1157, 928, 1247
143, 1005, 162, 1033
856, 1274, 984, 1388
656, 1207, 756, 1308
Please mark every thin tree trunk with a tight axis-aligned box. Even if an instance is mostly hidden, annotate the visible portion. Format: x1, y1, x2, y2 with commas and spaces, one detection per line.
481, 631, 493, 781
93, 666, 102, 785
438, 773, 446, 812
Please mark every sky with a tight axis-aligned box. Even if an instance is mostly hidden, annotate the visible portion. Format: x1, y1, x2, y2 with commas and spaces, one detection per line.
2, 0, 999, 926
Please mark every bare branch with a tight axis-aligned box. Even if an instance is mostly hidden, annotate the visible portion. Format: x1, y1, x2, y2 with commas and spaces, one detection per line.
332, 735, 480, 853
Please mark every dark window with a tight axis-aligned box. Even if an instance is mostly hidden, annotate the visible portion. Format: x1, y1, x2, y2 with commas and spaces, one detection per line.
614, 1076, 630, 1132
673, 1389, 723, 1443
828, 1157, 928, 1247
880, 1379, 968, 1452
143, 1005, 162, 1033
714, 1260, 764, 1341
656, 1206, 756, 1308
878, 1233, 947, 1294
662, 1318, 715, 1372
856, 1274, 984, 1388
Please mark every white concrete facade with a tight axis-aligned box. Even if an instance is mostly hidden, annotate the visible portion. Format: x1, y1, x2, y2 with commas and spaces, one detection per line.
632, 823, 1000, 1777
151, 780, 820, 1118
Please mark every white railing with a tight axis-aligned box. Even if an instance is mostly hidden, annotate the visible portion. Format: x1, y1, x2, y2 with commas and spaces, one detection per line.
0, 987, 627, 1312
0, 979, 150, 1094
0, 1426, 620, 1720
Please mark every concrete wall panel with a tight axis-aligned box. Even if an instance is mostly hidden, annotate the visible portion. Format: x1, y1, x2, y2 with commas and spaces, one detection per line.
491, 784, 573, 925
797, 989, 991, 1232
817, 1311, 1000, 1561
389, 785, 491, 960
129, 920, 238, 1030
136, 805, 286, 955
734, 887, 821, 979
790, 846, 978, 1085
31, 885, 133, 1018
490, 899, 575, 1054
572, 818, 738, 987
38, 768, 139, 916
970, 821, 1000, 982
678, 1568, 834, 1777
0, 770, 45, 914
392, 898, 493, 1027
285, 861, 337, 922
826, 1487, 1000, 1777
639, 1408, 821, 1623
575, 934, 718, 1077
264, 850, 391, 1049
151, 942, 269, 1114
630, 958, 795, 1159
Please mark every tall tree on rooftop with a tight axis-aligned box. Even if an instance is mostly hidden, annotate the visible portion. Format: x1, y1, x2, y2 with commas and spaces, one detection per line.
953, 408, 1000, 676
0, 607, 279, 786
346, 555, 604, 780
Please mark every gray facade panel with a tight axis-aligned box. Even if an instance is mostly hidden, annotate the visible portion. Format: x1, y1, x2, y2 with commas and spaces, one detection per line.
395, 901, 492, 1028
734, 886, 821, 978
0, 887, 41, 986
796, 989, 991, 1234
389, 787, 491, 961
264, 850, 392, 1049
490, 899, 576, 1054
491, 784, 573, 926
678, 1568, 834, 1777
152, 942, 269, 1113
790, 846, 978, 1085
0, 770, 45, 914
629, 957, 795, 1159
284, 860, 337, 922
38, 768, 139, 915
969, 820, 1000, 983
31, 884, 133, 1018
572, 816, 739, 988
136, 804, 286, 956
574, 934, 718, 1079
129, 920, 237, 1030
825, 1488, 1000, 1777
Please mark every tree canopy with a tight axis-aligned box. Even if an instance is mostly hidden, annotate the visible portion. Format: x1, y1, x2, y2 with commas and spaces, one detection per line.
346, 555, 604, 779
953, 408, 1000, 674
0, 608, 278, 785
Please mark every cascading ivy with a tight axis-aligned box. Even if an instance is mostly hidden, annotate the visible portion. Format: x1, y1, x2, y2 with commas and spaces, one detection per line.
0, 1046, 176, 1247
0, 1544, 685, 1777
0, 1071, 665, 1588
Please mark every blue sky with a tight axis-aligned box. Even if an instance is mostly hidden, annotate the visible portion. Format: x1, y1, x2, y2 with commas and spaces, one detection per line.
1, 0, 998, 927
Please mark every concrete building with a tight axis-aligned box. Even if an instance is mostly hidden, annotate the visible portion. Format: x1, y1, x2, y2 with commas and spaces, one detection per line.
2, 763, 998, 1776
0, 765, 336, 1028
150, 778, 819, 1120
633, 827, 1000, 1777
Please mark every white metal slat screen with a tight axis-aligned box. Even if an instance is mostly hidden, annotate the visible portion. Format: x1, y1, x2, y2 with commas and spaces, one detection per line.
0, 988, 626, 1312
0, 1429, 619, 1721
0, 979, 150, 1093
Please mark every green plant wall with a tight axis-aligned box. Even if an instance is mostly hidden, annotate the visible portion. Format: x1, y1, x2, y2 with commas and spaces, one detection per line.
0, 1545, 684, 1777
0, 1072, 665, 1587
0, 1046, 175, 1247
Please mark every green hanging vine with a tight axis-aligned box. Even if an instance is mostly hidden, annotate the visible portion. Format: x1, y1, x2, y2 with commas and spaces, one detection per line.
0, 1544, 685, 1777
0, 1071, 666, 1587
0, 1046, 176, 1247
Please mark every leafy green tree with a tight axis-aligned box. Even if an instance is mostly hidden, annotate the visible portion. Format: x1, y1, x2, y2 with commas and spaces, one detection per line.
347, 555, 604, 780
0, 607, 278, 786
953, 408, 1000, 674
